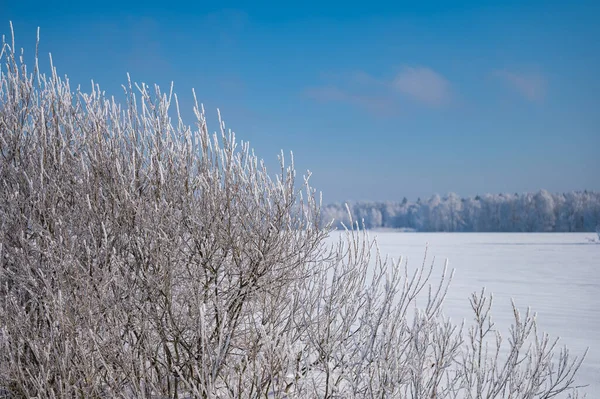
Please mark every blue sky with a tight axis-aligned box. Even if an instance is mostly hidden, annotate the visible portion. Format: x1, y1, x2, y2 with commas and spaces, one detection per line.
2, 1, 599, 203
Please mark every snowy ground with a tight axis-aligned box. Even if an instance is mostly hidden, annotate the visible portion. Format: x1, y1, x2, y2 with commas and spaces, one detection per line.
335, 231, 599, 395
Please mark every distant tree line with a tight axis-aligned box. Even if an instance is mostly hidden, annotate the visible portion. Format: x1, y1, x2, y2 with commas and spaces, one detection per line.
322, 190, 600, 232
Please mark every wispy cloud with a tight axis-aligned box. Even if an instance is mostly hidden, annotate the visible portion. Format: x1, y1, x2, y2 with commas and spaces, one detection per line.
305, 66, 452, 114
493, 70, 547, 101
304, 86, 395, 115
392, 67, 451, 106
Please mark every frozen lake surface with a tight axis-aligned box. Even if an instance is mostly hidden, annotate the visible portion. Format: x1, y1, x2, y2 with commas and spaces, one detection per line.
334, 231, 599, 395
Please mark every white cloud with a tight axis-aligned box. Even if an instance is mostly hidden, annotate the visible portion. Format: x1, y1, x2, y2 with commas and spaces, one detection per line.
304, 86, 395, 115
305, 67, 452, 113
392, 67, 451, 106
493, 70, 546, 101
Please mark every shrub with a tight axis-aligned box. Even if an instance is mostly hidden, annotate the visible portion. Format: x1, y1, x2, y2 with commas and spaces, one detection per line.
0, 24, 587, 398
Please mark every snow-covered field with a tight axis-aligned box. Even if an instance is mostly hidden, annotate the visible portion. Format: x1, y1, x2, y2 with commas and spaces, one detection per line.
353, 232, 599, 395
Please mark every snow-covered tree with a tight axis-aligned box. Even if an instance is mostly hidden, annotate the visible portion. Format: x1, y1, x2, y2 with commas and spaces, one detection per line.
322, 191, 600, 233
533, 189, 556, 232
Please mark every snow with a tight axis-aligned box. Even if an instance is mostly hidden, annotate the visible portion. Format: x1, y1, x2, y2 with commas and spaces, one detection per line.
342, 231, 599, 395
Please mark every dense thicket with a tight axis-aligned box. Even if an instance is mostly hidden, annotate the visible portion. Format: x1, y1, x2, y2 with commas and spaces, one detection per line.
323, 191, 600, 232
0, 26, 587, 398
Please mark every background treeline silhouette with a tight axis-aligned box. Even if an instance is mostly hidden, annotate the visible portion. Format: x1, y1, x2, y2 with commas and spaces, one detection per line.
323, 190, 600, 232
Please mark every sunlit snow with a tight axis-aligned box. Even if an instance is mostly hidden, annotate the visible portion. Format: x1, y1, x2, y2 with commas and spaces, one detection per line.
330, 231, 599, 395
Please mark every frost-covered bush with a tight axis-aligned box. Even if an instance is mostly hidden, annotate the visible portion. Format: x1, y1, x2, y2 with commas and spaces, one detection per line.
0, 25, 587, 398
